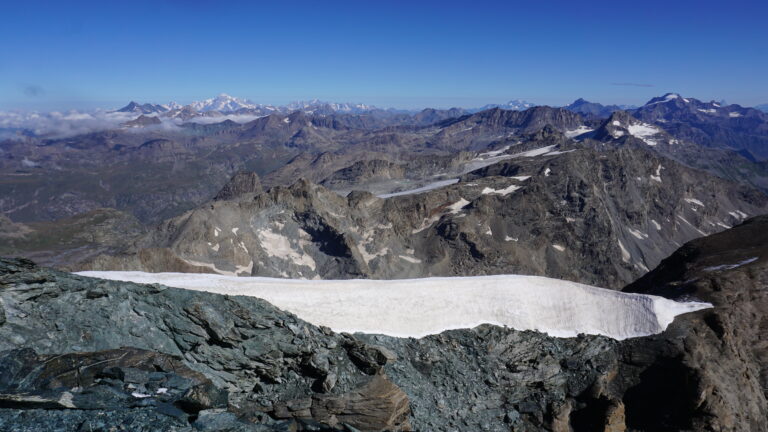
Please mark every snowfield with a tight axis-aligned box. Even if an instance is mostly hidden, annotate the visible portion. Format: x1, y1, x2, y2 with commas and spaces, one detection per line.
77, 272, 711, 340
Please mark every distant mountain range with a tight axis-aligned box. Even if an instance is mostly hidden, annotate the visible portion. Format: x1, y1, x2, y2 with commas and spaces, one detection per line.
756, 103, 768, 113
115, 94, 383, 116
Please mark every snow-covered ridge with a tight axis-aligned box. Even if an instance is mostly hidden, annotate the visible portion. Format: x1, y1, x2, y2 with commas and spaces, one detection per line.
76, 271, 711, 340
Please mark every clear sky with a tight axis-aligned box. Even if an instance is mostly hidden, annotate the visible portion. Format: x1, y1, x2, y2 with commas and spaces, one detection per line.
1, 0, 766, 110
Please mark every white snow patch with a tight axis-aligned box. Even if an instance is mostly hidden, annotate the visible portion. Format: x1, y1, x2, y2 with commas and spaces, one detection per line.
477, 145, 511, 158
256, 228, 316, 270
504, 236, 518, 242
697, 108, 717, 114
511, 175, 531, 181
650, 164, 662, 183
447, 198, 470, 214
618, 240, 631, 263
612, 120, 621, 126
156, 388, 168, 394
651, 220, 662, 231
214, 227, 221, 237
729, 112, 743, 118
684, 198, 704, 207
77, 271, 712, 340
565, 126, 594, 138
398, 255, 422, 264
231, 228, 239, 235
132, 392, 152, 399
677, 215, 707, 236
704, 257, 758, 272
627, 123, 662, 146
628, 228, 648, 240
552, 244, 565, 252
544, 167, 551, 177
481, 184, 522, 196
716, 222, 731, 229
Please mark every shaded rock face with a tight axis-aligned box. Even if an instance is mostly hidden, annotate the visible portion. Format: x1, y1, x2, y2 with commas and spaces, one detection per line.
3, 222, 768, 432
622, 215, 768, 430
0, 257, 411, 431
0, 347, 225, 413
85, 144, 767, 289
214, 171, 264, 201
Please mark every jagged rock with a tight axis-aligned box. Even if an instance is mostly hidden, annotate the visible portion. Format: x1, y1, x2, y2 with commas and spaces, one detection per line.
214, 171, 264, 201
0, 257, 411, 431
269, 375, 410, 431
85, 144, 767, 288
0, 347, 226, 413
2, 216, 768, 431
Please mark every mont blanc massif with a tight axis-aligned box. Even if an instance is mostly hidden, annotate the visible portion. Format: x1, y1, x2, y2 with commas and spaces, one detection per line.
3, 91, 768, 432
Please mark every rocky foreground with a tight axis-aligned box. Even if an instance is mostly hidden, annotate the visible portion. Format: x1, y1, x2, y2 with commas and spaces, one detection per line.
0, 217, 767, 431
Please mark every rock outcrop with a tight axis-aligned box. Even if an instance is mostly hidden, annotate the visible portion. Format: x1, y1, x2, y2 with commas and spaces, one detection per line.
86, 144, 767, 289
214, 171, 264, 201
2, 216, 768, 430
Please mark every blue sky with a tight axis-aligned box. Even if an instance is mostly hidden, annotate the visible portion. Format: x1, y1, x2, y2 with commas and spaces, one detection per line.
1, 0, 766, 110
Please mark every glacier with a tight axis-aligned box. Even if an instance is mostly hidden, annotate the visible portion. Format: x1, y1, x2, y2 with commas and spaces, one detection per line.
77, 271, 711, 340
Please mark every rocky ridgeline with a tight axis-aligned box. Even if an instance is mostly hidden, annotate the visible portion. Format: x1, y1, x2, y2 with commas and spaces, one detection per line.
1, 217, 768, 430
86, 143, 767, 289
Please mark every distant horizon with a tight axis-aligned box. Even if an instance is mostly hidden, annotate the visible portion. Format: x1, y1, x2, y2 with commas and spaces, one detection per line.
1, 91, 762, 113
2, 0, 766, 111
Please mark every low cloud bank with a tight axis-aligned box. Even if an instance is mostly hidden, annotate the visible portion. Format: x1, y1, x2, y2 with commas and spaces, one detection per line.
0, 110, 264, 140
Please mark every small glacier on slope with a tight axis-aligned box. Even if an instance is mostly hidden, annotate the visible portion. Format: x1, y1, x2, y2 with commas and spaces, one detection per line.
77, 272, 711, 340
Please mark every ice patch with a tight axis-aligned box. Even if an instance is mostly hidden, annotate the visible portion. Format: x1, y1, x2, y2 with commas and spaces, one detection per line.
704, 257, 758, 272
378, 178, 460, 198
511, 145, 557, 158
78, 271, 712, 340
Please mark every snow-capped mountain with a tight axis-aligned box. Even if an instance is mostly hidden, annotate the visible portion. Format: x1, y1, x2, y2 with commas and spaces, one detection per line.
473, 99, 537, 112
285, 99, 376, 115
189, 93, 258, 112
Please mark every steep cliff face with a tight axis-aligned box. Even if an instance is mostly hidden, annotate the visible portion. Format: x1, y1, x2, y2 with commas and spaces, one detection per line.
622, 216, 768, 430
